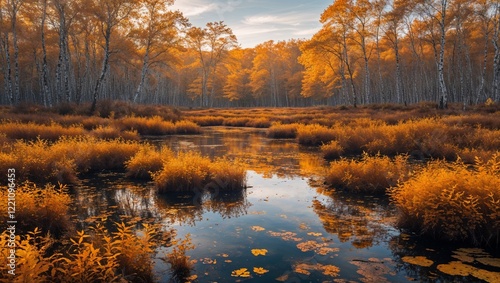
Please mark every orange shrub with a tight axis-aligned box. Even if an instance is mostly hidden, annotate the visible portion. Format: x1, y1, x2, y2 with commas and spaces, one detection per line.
325, 154, 411, 194
174, 120, 201, 134
91, 125, 140, 141
0, 121, 86, 141
126, 146, 173, 179
390, 154, 500, 248
297, 124, 336, 146
267, 123, 299, 139
0, 183, 72, 236
245, 117, 271, 128
116, 116, 176, 135
222, 117, 250, 127
153, 151, 246, 193
189, 116, 224, 126
321, 141, 344, 160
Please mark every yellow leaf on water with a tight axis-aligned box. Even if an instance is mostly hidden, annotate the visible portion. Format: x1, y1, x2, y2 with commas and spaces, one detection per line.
476, 257, 500, 268
401, 256, 434, 267
251, 249, 268, 256
251, 226, 266, 232
253, 267, 269, 275
231, 268, 251, 278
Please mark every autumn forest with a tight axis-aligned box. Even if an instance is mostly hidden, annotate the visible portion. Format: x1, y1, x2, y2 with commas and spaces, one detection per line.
0, 0, 499, 109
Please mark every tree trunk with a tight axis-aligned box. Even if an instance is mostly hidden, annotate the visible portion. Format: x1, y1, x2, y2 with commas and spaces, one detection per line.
90, 26, 112, 113
437, 0, 448, 109
133, 46, 150, 103
41, 0, 51, 107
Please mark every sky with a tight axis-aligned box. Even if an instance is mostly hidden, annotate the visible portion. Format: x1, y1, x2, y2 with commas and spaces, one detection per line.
171, 0, 332, 48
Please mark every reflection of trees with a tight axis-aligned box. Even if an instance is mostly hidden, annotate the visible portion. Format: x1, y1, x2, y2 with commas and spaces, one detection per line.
155, 189, 250, 226
312, 190, 395, 249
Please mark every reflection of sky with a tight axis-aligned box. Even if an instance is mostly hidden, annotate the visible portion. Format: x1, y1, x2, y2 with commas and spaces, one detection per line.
172, 0, 331, 48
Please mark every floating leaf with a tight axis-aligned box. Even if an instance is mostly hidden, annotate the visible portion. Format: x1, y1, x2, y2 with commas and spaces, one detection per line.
476, 257, 500, 268
253, 267, 269, 275
307, 232, 322, 237
438, 261, 500, 282
251, 249, 268, 256
268, 231, 302, 242
251, 226, 265, 232
293, 262, 340, 277
401, 256, 434, 267
296, 240, 339, 255
231, 268, 251, 278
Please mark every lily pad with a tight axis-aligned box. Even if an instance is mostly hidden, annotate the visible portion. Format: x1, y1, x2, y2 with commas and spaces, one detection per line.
401, 256, 434, 267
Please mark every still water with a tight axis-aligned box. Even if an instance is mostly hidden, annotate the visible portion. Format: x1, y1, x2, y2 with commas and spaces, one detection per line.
73, 127, 500, 282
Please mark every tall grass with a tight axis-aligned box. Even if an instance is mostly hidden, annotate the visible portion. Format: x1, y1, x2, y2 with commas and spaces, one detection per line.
115, 116, 201, 135
325, 154, 411, 194
153, 151, 247, 193
0, 137, 144, 183
165, 234, 195, 282
390, 154, 500, 248
0, 121, 86, 141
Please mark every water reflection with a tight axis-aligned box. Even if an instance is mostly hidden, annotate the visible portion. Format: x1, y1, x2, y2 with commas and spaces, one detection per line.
155, 190, 250, 226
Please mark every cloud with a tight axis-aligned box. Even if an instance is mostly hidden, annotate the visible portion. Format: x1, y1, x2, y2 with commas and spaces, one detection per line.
172, 0, 218, 17
243, 12, 317, 27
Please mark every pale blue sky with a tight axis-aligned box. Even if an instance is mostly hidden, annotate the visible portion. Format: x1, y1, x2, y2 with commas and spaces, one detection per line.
172, 0, 331, 48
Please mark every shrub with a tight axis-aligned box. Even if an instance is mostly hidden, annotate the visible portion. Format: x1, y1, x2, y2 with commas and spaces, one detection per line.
0, 121, 86, 141
390, 154, 500, 248
174, 120, 201, 134
126, 146, 173, 179
222, 117, 250, 127
297, 124, 336, 146
153, 151, 247, 193
325, 153, 411, 194
245, 117, 271, 128
91, 125, 140, 141
165, 234, 195, 282
189, 116, 224, 126
0, 183, 72, 236
321, 141, 344, 160
116, 116, 176, 135
267, 123, 299, 139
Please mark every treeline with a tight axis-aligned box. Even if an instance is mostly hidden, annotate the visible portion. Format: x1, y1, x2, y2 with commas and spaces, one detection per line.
0, 0, 499, 108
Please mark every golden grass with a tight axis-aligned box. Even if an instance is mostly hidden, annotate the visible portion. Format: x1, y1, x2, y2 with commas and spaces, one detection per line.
321, 141, 344, 160
0, 121, 86, 141
390, 153, 500, 247
115, 116, 201, 135
91, 125, 140, 141
325, 154, 411, 194
222, 117, 250, 127
125, 145, 173, 179
245, 117, 271, 128
0, 183, 72, 236
266, 123, 299, 138
116, 116, 177, 135
0, 137, 144, 183
188, 116, 225, 126
153, 151, 246, 193
174, 120, 201, 134
296, 124, 336, 146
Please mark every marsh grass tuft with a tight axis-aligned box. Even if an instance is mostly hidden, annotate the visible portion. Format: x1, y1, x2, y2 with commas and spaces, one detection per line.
165, 234, 196, 282
325, 153, 411, 194
390, 154, 500, 248
267, 123, 299, 138
153, 151, 247, 193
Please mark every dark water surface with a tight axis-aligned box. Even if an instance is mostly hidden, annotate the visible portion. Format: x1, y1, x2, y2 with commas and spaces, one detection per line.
74, 127, 500, 282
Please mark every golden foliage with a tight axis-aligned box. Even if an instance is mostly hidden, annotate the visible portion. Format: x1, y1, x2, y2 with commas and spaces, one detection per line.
296, 124, 336, 146
401, 256, 434, 267
266, 123, 299, 138
0, 121, 86, 141
0, 183, 72, 236
251, 249, 268, 256
321, 140, 344, 159
153, 151, 246, 193
325, 153, 410, 194
125, 145, 173, 179
390, 154, 500, 247
165, 234, 195, 282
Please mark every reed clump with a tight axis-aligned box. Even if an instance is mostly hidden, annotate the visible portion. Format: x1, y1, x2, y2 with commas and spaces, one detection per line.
325, 153, 411, 194
116, 116, 177, 135
174, 120, 201, 134
153, 151, 246, 193
165, 234, 196, 282
188, 116, 224, 126
390, 154, 500, 248
267, 123, 299, 138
